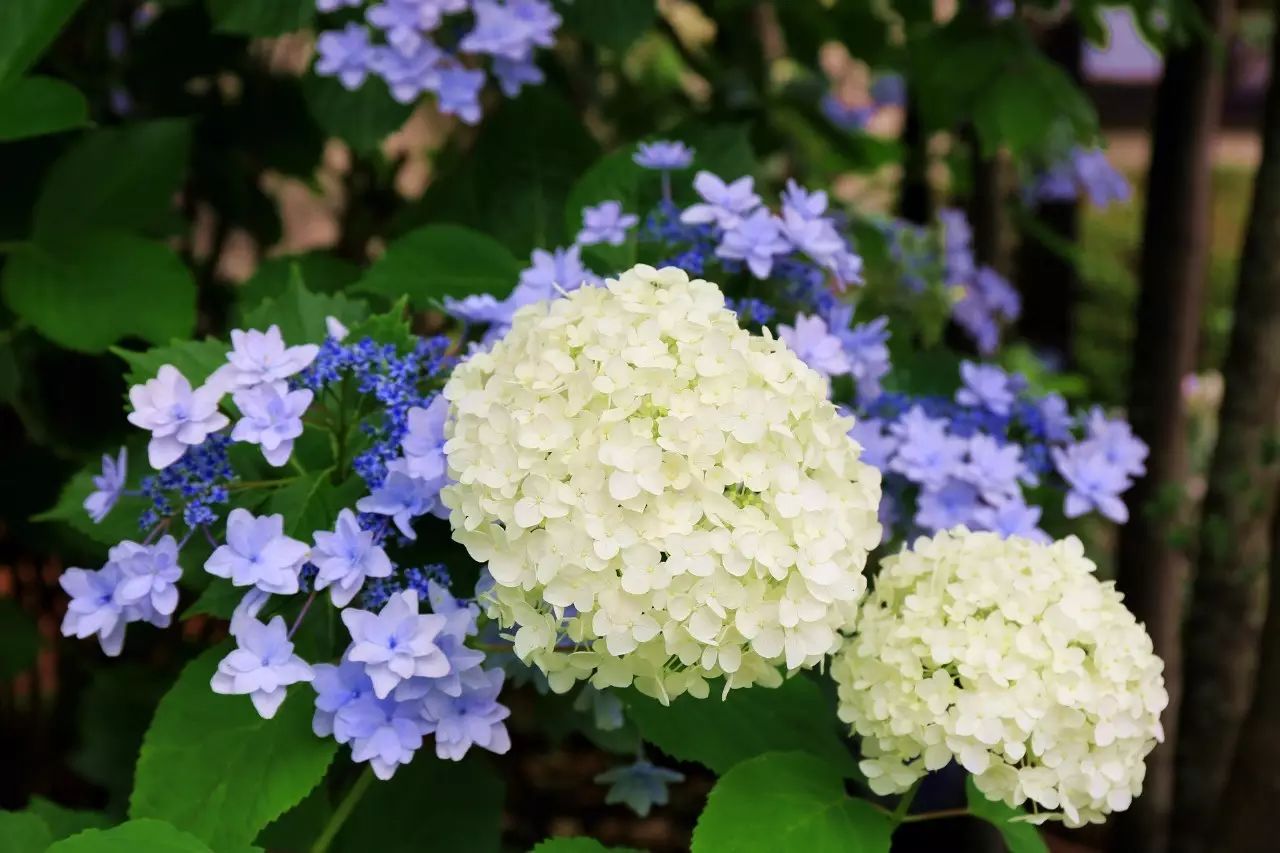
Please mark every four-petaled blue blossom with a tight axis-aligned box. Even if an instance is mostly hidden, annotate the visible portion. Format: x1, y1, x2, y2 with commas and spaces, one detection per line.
315, 23, 374, 90
231, 382, 313, 467
340, 693, 430, 779
847, 417, 898, 471
435, 64, 486, 122
716, 208, 791, 279
206, 508, 310, 594
515, 245, 600, 303
681, 172, 760, 230
956, 361, 1015, 416
577, 200, 639, 247
111, 536, 183, 619
421, 667, 511, 760
84, 447, 128, 523
890, 407, 967, 489
342, 589, 451, 698
59, 564, 128, 656
211, 615, 314, 719
224, 325, 320, 390
127, 365, 230, 469
1083, 407, 1148, 477
312, 655, 375, 738
312, 509, 395, 607
356, 469, 441, 539
975, 497, 1049, 543
633, 140, 694, 170
963, 434, 1032, 505
395, 395, 449, 483
594, 759, 685, 817
778, 313, 850, 378
460, 0, 560, 61
826, 305, 890, 401
1052, 443, 1131, 523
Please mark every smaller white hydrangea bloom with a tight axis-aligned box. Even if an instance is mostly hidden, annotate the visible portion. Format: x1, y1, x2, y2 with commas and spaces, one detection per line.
443, 265, 882, 702
831, 529, 1168, 828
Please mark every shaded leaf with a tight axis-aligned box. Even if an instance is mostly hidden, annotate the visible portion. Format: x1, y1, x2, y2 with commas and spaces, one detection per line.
207, 0, 314, 36
234, 253, 361, 318
559, 0, 656, 52
0, 811, 53, 853
47, 818, 213, 853
0, 0, 87, 83
0, 598, 40, 678
24, 797, 112, 840
243, 277, 368, 345
965, 777, 1049, 853
358, 225, 523, 306
0, 75, 88, 141
266, 469, 367, 539
302, 73, 413, 154
115, 338, 231, 389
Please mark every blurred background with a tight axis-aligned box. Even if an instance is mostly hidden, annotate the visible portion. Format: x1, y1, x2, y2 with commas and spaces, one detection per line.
2, 1, 1278, 851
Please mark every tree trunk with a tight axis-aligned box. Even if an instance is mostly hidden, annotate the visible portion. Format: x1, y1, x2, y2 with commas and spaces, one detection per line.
1171, 6, 1280, 853
1114, 4, 1235, 853
1015, 19, 1081, 365
899, 97, 932, 225
968, 133, 1007, 273
1218, 484, 1280, 853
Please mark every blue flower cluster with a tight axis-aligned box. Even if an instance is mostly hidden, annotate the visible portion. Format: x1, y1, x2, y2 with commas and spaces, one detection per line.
1027, 145, 1131, 209
64, 319, 511, 781
314, 0, 561, 124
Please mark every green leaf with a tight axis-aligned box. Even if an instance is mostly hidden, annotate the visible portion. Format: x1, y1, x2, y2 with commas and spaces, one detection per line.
3, 232, 196, 353
563, 147, 655, 272
559, 0, 656, 52
0, 75, 88, 141
33, 450, 150, 548
302, 73, 414, 154
266, 470, 366, 539
690, 752, 893, 853
24, 797, 112, 840
0, 598, 39, 679
964, 777, 1048, 853
71, 664, 173, 811
331, 756, 504, 853
344, 297, 415, 349
243, 277, 368, 345
130, 645, 337, 850
33, 119, 192, 241
181, 577, 243, 620
46, 819, 213, 853
234, 253, 361, 317
358, 225, 523, 306
0, 0, 87, 83
115, 338, 231, 389
206, 0, 314, 36
0, 809, 52, 853
625, 674, 860, 778
531, 839, 639, 853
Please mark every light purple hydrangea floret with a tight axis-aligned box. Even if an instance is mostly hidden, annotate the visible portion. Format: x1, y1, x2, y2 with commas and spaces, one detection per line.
316, 23, 375, 91
716, 208, 792, 278
847, 417, 899, 471
681, 172, 760, 231
342, 589, 451, 699
127, 365, 230, 469
1052, 443, 1131, 523
577, 200, 640, 247
231, 382, 313, 467
211, 615, 314, 719
312, 655, 374, 739
205, 508, 310, 594
340, 692, 430, 779
492, 56, 543, 97
916, 478, 982, 532
777, 313, 851, 379
962, 434, 1033, 505
890, 406, 967, 489
460, 0, 560, 61
434, 64, 486, 123
356, 469, 443, 539
421, 667, 511, 760
633, 140, 694, 170
84, 447, 128, 523
974, 497, 1049, 543
224, 325, 320, 390
594, 759, 686, 817
111, 536, 183, 619
826, 305, 890, 401
59, 564, 129, 657
394, 396, 449, 484
312, 509, 394, 607
956, 361, 1015, 416
514, 245, 600, 302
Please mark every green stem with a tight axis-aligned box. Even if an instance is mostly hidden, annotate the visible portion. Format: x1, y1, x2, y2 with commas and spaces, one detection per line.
890, 779, 923, 824
311, 767, 374, 853
900, 807, 970, 824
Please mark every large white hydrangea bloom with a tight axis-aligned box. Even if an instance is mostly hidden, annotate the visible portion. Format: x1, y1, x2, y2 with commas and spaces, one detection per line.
832, 529, 1168, 827
442, 265, 882, 702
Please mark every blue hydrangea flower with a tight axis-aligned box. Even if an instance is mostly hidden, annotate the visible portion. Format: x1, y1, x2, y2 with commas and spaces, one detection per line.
514, 245, 600, 302
1083, 407, 1149, 477
889, 407, 967, 489
633, 140, 694, 170
59, 564, 128, 656
421, 667, 511, 760
315, 23, 375, 90
356, 469, 441, 539
211, 615, 314, 719
444, 293, 511, 326
393, 579, 484, 699
847, 417, 898, 471
1036, 392, 1074, 442
821, 93, 874, 131
434, 63, 486, 123
231, 382, 313, 467
312, 509, 395, 607
716, 208, 792, 278
338, 692, 429, 779
111, 536, 183, 618
956, 361, 1015, 416
594, 759, 685, 817
84, 447, 128, 523
492, 55, 543, 96
460, 0, 560, 61
1031, 146, 1131, 209
974, 497, 1049, 543
826, 305, 890, 401
681, 172, 760, 231
394, 395, 449, 483
342, 589, 451, 698
367, 0, 432, 54
371, 40, 444, 103
225, 325, 321, 390
127, 365, 230, 469
574, 685, 625, 731
777, 313, 851, 378
577, 200, 640, 246
962, 434, 1032, 505
1052, 443, 1131, 523
953, 267, 1020, 356
312, 655, 375, 738
205, 508, 310, 594
916, 478, 982, 532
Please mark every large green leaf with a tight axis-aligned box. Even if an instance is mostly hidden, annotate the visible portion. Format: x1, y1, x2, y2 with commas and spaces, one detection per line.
32, 452, 149, 547
32, 119, 192, 241
46, 819, 213, 853
3, 231, 196, 353
531, 839, 639, 853
302, 74, 414, 154
331, 756, 505, 853
964, 778, 1048, 853
358, 225, 523, 306
0, 809, 52, 853
71, 664, 173, 812
0, 0, 86, 83
625, 674, 860, 777
690, 752, 894, 853
266, 469, 366, 540
115, 338, 231, 389
243, 277, 368, 345
24, 797, 112, 841
130, 645, 337, 850
206, 0, 314, 36
0, 75, 87, 141
559, 0, 656, 52
0, 598, 40, 679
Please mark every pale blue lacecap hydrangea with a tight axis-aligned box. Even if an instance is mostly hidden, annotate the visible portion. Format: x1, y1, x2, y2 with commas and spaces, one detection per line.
211, 615, 314, 719
825, 304, 890, 401
312, 509, 395, 607
111, 536, 183, 619
777, 313, 851, 379
60, 564, 132, 657
221, 325, 320, 390
392, 580, 485, 700
340, 691, 431, 779
312, 655, 374, 739
1030, 146, 1131, 209
315, 23, 374, 90
126, 365, 230, 469
84, 447, 128, 523
915, 478, 982, 532
231, 382, 314, 467
356, 469, 444, 539
391, 395, 449, 484
577, 200, 639, 247
681, 172, 761, 231
1052, 442, 1132, 523
342, 589, 451, 698
716, 208, 791, 278
889, 406, 968, 489
205, 508, 310, 594
594, 759, 685, 817
421, 667, 511, 760
956, 361, 1016, 416
633, 140, 694, 170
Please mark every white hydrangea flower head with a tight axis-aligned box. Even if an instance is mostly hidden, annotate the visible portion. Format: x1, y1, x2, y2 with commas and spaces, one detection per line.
832, 528, 1168, 827
442, 264, 882, 702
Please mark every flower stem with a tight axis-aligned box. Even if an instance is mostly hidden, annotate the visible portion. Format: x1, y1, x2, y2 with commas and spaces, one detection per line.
890, 779, 923, 824
900, 807, 970, 824
311, 767, 373, 853
288, 590, 318, 640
